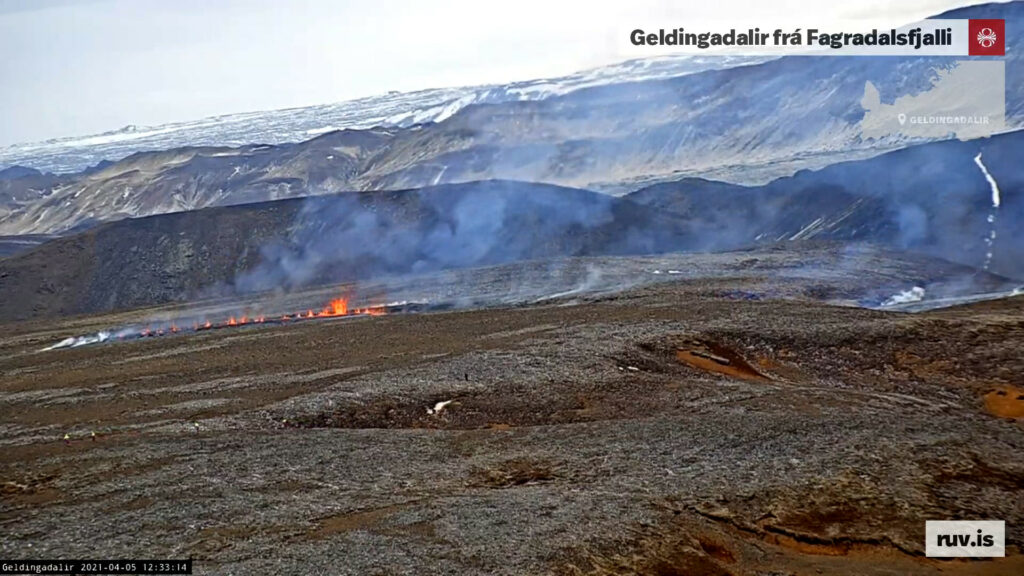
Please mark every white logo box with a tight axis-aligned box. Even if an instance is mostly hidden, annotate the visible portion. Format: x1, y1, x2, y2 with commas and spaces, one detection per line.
926, 520, 1005, 557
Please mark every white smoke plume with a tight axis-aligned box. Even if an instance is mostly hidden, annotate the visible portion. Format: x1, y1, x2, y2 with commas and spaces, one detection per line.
40, 331, 112, 351
881, 286, 925, 307
974, 152, 1001, 272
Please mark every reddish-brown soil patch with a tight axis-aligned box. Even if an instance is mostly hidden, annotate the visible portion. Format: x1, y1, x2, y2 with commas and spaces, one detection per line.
0, 473, 61, 510
761, 531, 868, 556
984, 385, 1024, 419
308, 504, 406, 539
755, 355, 806, 381
695, 535, 736, 564
932, 454, 1024, 491
639, 550, 736, 576
676, 342, 769, 382
556, 540, 736, 576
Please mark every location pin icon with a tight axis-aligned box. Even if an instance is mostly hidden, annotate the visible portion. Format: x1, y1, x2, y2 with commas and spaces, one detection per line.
897, 113, 907, 125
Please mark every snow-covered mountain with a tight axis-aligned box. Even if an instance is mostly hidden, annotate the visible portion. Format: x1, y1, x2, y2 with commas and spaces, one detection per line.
0, 2, 1020, 238
0, 55, 772, 175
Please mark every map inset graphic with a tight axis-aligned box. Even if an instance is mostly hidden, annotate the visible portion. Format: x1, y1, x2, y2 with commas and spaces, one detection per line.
860, 60, 1005, 140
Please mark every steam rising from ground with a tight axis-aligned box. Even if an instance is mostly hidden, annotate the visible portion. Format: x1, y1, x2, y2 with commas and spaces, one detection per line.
881, 286, 925, 307
973, 152, 1001, 271
41, 331, 115, 351
974, 153, 1002, 209
231, 182, 684, 296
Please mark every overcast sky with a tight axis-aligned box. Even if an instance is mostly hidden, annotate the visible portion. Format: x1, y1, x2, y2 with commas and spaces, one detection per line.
0, 0, 992, 146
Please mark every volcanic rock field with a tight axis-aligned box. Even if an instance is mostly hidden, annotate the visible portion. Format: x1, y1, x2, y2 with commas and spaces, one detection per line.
2, 246, 1022, 575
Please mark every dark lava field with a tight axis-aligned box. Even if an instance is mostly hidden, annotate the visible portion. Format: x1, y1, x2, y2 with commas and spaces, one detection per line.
2, 246, 1022, 575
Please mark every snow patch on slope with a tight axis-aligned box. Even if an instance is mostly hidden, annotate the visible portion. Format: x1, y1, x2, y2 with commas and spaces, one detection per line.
0, 55, 775, 174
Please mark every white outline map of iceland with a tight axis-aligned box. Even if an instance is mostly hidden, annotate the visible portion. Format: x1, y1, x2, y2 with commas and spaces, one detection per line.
860, 60, 1006, 141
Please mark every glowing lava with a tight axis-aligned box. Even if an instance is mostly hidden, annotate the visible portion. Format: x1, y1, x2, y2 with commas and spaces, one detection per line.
320, 298, 348, 317
164, 296, 381, 338
42, 297, 428, 351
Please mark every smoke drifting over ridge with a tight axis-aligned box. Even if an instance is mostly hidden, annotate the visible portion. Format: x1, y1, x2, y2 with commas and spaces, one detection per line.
2, 126, 1020, 326
232, 180, 692, 295
229, 126, 1023, 307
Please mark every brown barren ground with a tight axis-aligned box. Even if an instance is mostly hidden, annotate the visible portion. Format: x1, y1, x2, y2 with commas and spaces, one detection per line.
1, 270, 1023, 575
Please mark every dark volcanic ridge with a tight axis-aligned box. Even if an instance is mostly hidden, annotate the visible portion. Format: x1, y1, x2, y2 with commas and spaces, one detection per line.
1, 127, 1022, 325
0, 180, 693, 323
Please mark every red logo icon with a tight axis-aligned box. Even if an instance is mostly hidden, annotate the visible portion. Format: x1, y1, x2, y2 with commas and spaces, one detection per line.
968, 19, 1005, 56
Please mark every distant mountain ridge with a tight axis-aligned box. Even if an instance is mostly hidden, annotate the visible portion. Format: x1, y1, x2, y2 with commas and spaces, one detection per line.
0, 55, 772, 175
1, 129, 1021, 322
0, 2, 1020, 238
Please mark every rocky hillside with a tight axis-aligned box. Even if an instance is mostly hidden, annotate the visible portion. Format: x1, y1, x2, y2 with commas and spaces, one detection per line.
0, 166, 68, 222
2, 127, 1022, 322
629, 129, 1024, 280
0, 181, 695, 322
0, 130, 397, 236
